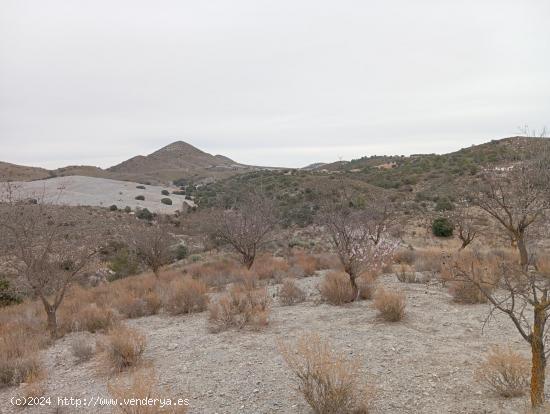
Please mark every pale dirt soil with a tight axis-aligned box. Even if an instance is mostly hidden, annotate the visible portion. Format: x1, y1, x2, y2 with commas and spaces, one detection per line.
1, 273, 544, 414
4, 176, 194, 213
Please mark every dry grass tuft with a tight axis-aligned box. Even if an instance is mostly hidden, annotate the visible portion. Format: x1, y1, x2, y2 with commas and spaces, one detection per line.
109, 275, 162, 318
71, 337, 95, 362
64, 303, 117, 333
252, 254, 290, 280
104, 325, 147, 372
291, 251, 319, 277
163, 277, 209, 315
0, 318, 44, 387
315, 254, 344, 271
445, 252, 499, 304
186, 258, 245, 288
319, 271, 355, 305
356, 273, 378, 300
373, 287, 406, 322
414, 248, 445, 273
278, 279, 306, 306
279, 333, 371, 414
475, 346, 530, 397
208, 284, 270, 332
17, 369, 47, 404
396, 264, 417, 283
393, 248, 416, 265
108, 369, 188, 413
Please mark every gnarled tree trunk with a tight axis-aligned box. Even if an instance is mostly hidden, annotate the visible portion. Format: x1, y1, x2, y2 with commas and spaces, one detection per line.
44, 302, 58, 339
530, 306, 547, 407
517, 233, 529, 269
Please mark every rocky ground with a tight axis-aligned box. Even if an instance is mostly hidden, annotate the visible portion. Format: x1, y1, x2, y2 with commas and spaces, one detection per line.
0, 273, 543, 414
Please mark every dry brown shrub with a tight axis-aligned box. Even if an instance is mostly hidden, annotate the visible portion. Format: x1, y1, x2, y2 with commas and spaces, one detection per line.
17, 369, 47, 404
186, 258, 245, 288
396, 264, 417, 283
234, 269, 260, 290
108, 369, 188, 414
356, 273, 378, 300
291, 251, 318, 276
373, 287, 406, 322
278, 279, 306, 306
475, 346, 530, 397
0, 318, 44, 387
117, 291, 162, 319
279, 333, 371, 414
208, 284, 270, 332
393, 248, 416, 265
319, 271, 355, 305
414, 248, 444, 273
489, 247, 518, 265
104, 325, 147, 372
449, 280, 488, 304
63, 303, 117, 333
252, 254, 290, 280
163, 277, 209, 315
446, 252, 499, 304
108, 274, 162, 318
71, 337, 95, 362
315, 253, 344, 271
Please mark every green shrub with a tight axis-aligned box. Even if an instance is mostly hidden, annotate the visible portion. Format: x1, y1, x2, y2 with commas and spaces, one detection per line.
135, 195, 145, 201
136, 208, 153, 221
432, 217, 453, 237
124, 206, 132, 213
109, 204, 118, 211
161, 190, 170, 196
174, 244, 188, 260
172, 190, 186, 195
161, 198, 172, 205
136, 185, 146, 190
0, 278, 22, 307
108, 249, 139, 280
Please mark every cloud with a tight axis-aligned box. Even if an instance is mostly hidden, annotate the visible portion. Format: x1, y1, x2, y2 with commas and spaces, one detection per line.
1, 0, 549, 168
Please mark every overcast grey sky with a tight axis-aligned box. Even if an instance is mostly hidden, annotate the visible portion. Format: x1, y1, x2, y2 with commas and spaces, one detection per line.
1, 0, 549, 169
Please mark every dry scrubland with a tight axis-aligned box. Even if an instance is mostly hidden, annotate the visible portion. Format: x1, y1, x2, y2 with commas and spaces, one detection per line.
2, 140, 550, 413
0, 247, 547, 414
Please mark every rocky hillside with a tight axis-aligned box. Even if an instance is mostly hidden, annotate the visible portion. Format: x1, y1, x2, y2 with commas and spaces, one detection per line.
0, 161, 51, 182
109, 141, 237, 174
1, 141, 260, 185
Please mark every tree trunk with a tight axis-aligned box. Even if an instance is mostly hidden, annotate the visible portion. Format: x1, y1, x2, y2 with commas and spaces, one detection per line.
46, 305, 58, 339
530, 307, 547, 408
459, 239, 469, 250
349, 274, 359, 301
243, 254, 255, 270
517, 234, 529, 269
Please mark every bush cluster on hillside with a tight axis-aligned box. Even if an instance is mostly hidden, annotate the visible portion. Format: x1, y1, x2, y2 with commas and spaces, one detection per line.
432, 217, 453, 237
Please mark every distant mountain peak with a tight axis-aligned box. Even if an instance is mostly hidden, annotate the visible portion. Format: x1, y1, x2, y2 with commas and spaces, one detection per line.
107, 139, 238, 176
158, 140, 202, 152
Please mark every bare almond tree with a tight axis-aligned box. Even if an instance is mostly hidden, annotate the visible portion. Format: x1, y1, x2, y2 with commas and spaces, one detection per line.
0, 185, 101, 337
447, 202, 482, 250
364, 199, 396, 245
209, 193, 277, 269
128, 222, 175, 278
471, 153, 550, 267
320, 203, 397, 299
452, 255, 550, 408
